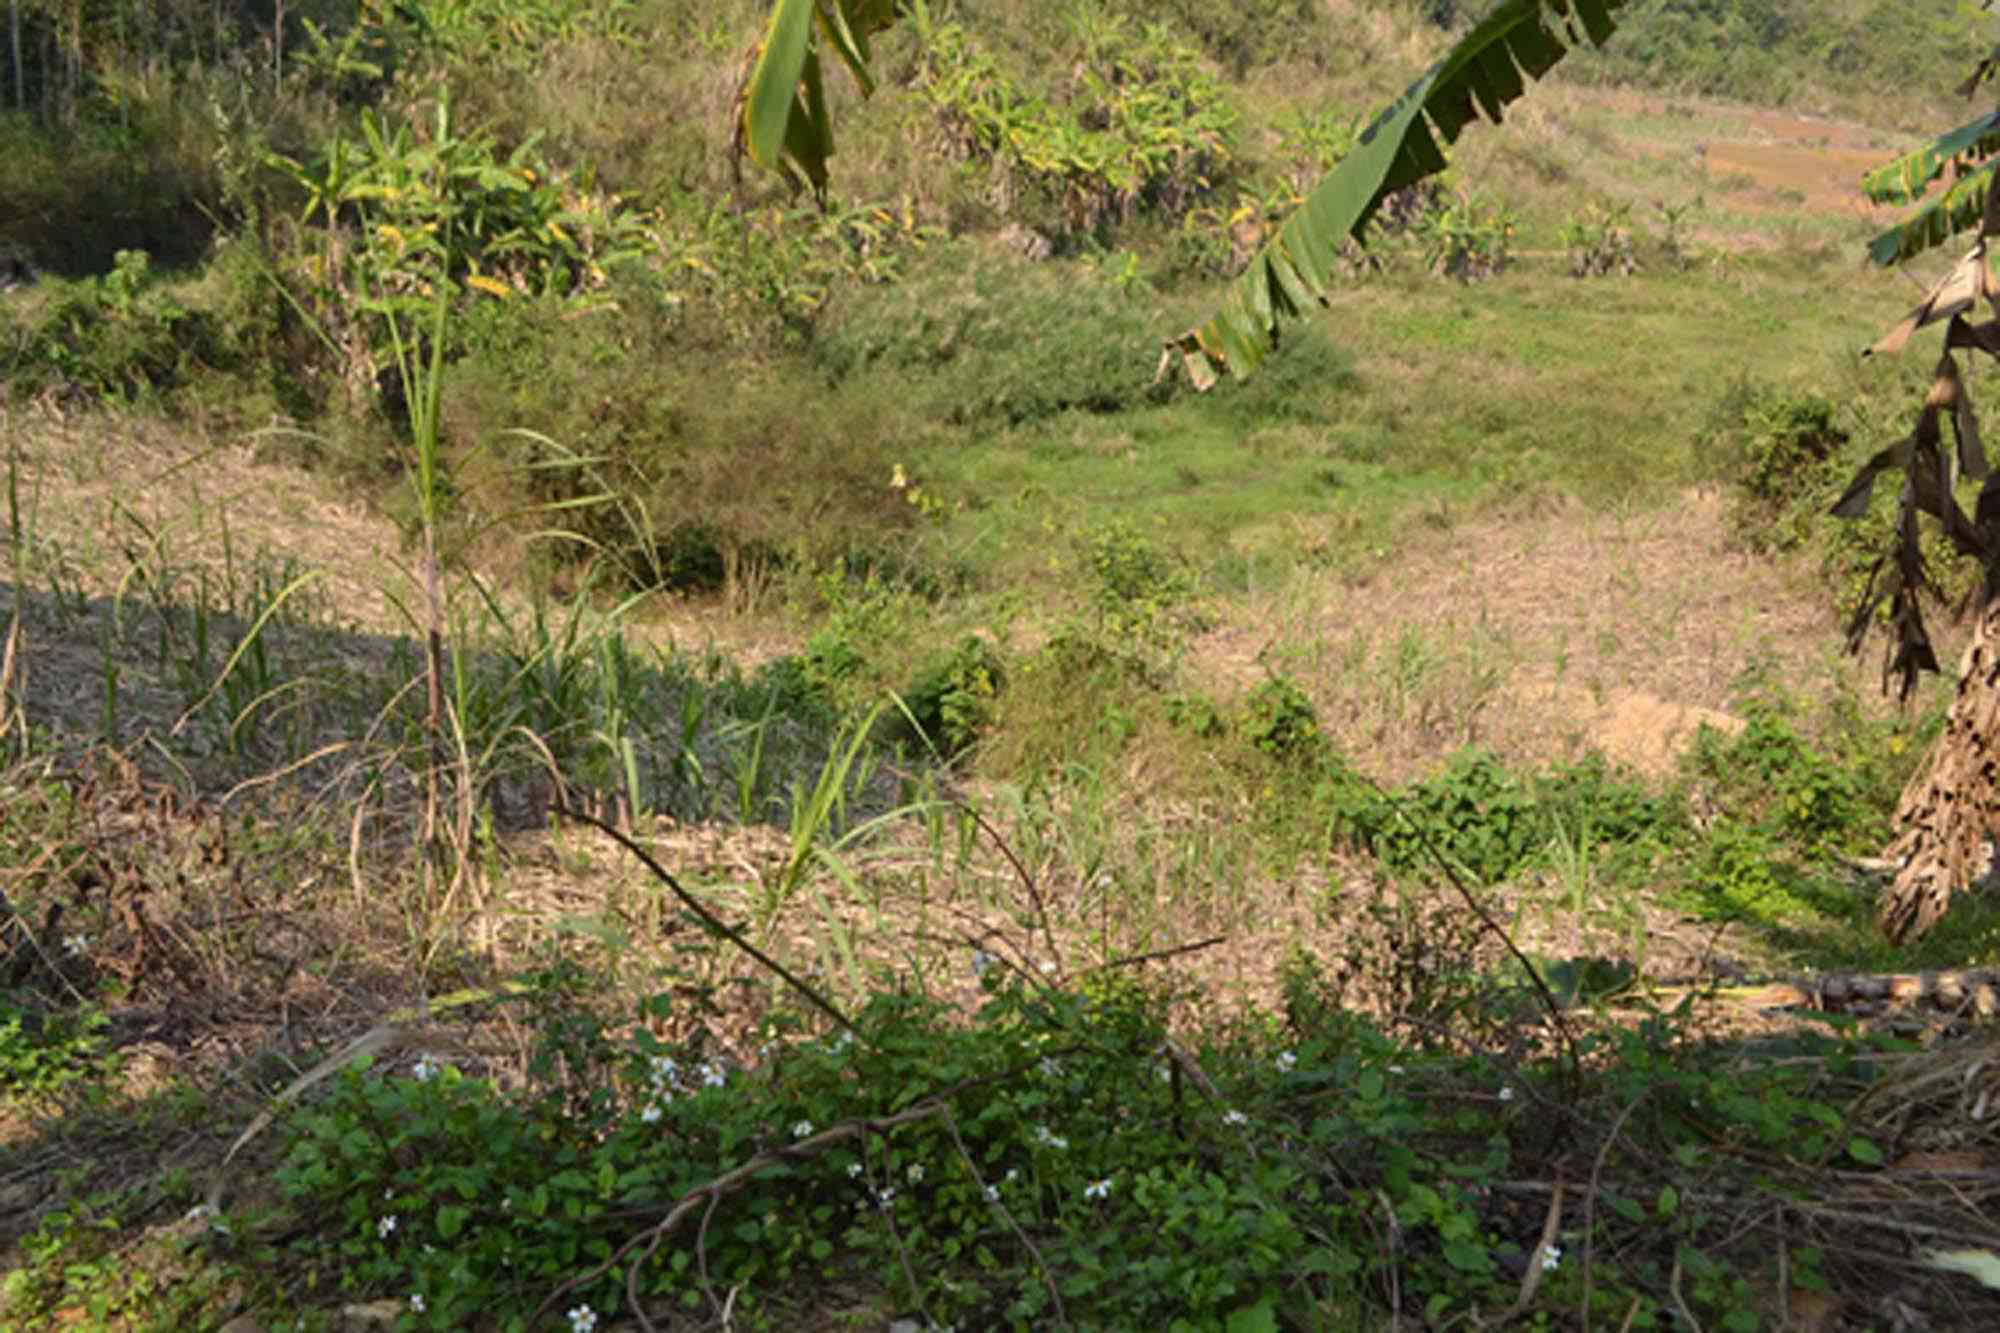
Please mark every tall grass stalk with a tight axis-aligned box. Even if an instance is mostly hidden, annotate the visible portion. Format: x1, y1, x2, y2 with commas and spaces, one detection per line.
382, 262, 456, 934
2, 442, 24, 755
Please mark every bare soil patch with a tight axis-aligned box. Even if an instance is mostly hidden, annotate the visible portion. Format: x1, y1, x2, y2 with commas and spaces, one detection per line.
1196, 487, 1923, 785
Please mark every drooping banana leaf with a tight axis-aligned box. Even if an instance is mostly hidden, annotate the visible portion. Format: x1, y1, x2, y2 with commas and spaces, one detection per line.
1867, 243, 2000, 355
1860, 109, 2000, 207
1163, 0, 1631, 389
739, 0, 901, 197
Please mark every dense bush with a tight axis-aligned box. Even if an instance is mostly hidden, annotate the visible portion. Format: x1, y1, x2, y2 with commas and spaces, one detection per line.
1330, 749, 1680, 886
811, 241, 1172, 428
1099, 0, 1333, 77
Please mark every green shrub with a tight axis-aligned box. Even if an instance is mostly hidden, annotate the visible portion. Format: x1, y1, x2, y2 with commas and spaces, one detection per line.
811, 241, 1172, 428
900, 635, 1007, 757
1702, 376, 1987, 623
1685, 709, 1880, 853
0, 250, 203, 405
446, 309, 914, 594
1164, 690, 1228, 738
1410, 187, 1515, 281
1194, 322, 1361, 430
1098, 0, 1331, 77
1239, 675, 1325, 764
1708, 384, 1849, 552
1561, 201, 1638, 278
1331, 750, 1679, 885
1555, 0, 1986, 108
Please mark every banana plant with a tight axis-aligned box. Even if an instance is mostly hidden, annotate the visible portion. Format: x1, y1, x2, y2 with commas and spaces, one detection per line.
1826, 47, 2000, 943
739, 0, 1634, 387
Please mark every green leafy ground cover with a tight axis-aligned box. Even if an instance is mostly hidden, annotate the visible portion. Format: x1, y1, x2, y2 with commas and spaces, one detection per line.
7, 2, 2000, 1329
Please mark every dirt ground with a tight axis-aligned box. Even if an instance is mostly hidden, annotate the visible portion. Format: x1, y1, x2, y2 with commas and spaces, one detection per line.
1703, 107, 1914, 219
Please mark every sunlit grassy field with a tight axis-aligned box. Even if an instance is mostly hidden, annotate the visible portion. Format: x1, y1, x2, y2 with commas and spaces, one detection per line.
8, 2, 2000, 1328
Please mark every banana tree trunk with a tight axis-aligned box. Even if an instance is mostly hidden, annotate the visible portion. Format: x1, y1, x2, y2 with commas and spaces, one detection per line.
1879, 591, 2000, 942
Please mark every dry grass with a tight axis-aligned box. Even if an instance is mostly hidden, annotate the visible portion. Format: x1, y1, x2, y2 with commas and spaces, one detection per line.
1188, 487, 1934, 785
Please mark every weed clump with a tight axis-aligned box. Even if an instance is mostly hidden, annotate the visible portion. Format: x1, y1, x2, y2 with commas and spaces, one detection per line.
1240, 674, 1326, 764
899, 634, 1007, 758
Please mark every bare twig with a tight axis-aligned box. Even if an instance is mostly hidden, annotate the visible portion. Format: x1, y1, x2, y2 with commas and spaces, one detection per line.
1582, 1090, 1651, 1333
553, 801, 854, 1033
1358, 774, 1580, 1082
1668, 1250, 1704, 1333
1504, 1180, 1565, 1318
1087, 934, 1228, 973
956, 800, 1064, 976
939, 1108, 1069, 1327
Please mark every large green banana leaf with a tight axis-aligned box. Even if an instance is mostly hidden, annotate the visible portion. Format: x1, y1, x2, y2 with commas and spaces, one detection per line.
1870, 156, 2000, 267
740, 0, 900, 197
1861, 109, 2000, 208
1164, 0, 1631, 388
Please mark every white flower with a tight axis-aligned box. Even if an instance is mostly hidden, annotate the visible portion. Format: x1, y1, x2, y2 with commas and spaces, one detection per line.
1156, 1064, 1172, 1083
1039, 961, 1057, 974
1005, 1168, 1019, 1182
409, 1293, 426, 1314
1276, 1051, 1298, 1073
61, 932, 87, 957
1498, 1086, 1515, 1103
1389, 1065, 1406, 1075
1083, 1177, 1113, 1200
984, 1184, 1001, 1202
875, 1187, 897, 1209
568, 1305, 598, 1333
972, 949, 997, 977
377, 1215, 397, 1239
640, 1102, 663, 1124
793, 1120, 814, 1139
907, 1164, 925, 1183
411, 1054, 439, 1082
1541, 1244, 1562, 1272
847, 1162, 863, 1178
1223, 1110, 1248, 1126
1033, 1126, 1068, 1150
701, 1062, 727, 1088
